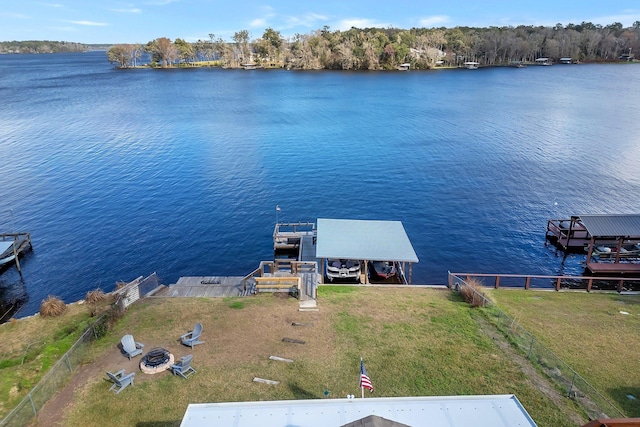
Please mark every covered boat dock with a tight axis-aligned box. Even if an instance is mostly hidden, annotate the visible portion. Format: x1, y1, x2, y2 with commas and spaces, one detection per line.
315, 218, 419, 284
580, 214, 640, 275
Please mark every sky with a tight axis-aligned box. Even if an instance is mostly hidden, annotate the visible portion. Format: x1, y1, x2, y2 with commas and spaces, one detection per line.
1, 1, 640, 44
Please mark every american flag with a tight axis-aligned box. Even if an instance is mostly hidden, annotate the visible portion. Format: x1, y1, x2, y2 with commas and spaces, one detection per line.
360, 358, 373, 392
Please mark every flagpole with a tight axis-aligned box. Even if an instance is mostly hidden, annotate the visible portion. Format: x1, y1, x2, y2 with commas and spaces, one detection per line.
360, 357, 364, 398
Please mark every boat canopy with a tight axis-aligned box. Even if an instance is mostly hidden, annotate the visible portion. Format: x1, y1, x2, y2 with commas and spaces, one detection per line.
0, 241, 13, 253
315, 218, 418, 263
579, 214, 640, 238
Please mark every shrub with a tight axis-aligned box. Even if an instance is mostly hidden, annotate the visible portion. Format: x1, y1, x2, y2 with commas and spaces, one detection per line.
459, 278, 488, 308
85, 288, 106, 304
40, 295, 67, 317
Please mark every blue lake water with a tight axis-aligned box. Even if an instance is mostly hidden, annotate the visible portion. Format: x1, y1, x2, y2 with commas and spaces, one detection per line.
1, 51, 639, 318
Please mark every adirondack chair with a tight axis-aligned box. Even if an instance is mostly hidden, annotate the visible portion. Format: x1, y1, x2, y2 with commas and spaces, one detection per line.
170, 354, 196, 379
180, 323, 204, 348
106, 369, 135, 394
121, 334, 144, 360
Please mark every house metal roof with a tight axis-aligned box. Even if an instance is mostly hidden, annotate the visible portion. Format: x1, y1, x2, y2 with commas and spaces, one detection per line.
579, 214, 640, 238
179, 395, 538, 427
315, 219, 419, 263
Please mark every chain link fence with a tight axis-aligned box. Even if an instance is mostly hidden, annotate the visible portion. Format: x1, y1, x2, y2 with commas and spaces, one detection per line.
1, 273, 161, 427
449, 273, 625, 420
0, 314, 108, 427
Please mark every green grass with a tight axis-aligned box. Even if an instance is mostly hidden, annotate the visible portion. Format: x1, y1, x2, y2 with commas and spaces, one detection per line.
486, 289, 640, 417
58, 288, 577, 427
6, 288, 631, 426
0, 303, 93, 418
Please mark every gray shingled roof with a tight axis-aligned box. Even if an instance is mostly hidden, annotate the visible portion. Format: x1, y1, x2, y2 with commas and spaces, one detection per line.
579, 214, 640, 237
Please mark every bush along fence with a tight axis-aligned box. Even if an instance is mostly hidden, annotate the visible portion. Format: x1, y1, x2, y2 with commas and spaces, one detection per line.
0, 272, 161, 427
448, 272, 625, 420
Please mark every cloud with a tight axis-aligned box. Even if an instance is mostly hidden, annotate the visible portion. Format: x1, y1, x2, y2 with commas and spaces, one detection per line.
250, 18, 267, 28
284, 13, 328, 29
110, 8, 142, 13
50, 26, 77, 32
39, 2, 63, 7
145, 0, 179, 5
419, 15, 450, 27
335, 18, 391, 31
0, 12, 30, 19
586, 11, 640, 26
69, 20, 109, 26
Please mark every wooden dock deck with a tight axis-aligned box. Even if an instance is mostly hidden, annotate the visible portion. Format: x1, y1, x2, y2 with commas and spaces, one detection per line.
586, 262, 640, 275
161, 273, 319, 301
162, 276, 249, 297
0, 232, 32, 273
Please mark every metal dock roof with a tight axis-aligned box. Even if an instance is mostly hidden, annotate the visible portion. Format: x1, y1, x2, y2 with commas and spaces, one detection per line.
315, 219, 418, 263
579, 214, 640, 238
180, 395, 537, 427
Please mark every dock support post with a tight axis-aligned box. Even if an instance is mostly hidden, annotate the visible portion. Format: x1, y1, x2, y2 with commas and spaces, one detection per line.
494, 276, 500, 289
524, 276, 530, 290
618, 280, 624, 293
12, 236, 22, 274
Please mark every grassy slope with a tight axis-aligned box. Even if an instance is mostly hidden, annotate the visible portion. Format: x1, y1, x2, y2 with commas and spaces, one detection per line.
0, 303, 93, 418
58, 288, 575, 427
486, 289, 640, 417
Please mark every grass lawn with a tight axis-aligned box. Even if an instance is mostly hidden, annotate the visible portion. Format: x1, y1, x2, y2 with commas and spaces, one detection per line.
0, 303, 93, 419
486, 289, 640, 417
22, 287, 578, 427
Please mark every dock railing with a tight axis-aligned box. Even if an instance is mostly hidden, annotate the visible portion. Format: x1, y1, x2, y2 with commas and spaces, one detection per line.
448, 272, 640, 292
448, 272, 625, 420
241, 261, 318, 293
112, 273, 161, 310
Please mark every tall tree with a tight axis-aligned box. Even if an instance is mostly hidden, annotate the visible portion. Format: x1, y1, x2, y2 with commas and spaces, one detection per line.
233, 30, 250, 64
106, 44, 141, 68
174, 38, 195, 64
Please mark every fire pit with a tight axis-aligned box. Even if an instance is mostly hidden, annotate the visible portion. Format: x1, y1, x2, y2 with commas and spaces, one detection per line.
140, 347, 174, 374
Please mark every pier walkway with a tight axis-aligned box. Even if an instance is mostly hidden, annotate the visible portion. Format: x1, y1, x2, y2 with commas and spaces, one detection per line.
161, 276, 249, 297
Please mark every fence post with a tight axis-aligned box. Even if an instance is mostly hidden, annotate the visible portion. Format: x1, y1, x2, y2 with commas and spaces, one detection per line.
65, 353, 72, 372
495, 276, 500, 289
568, 372, 577, 398
524, 276, 530, 290
527, 335, 535, 359
28, 392, 37, 416
555, 277, 562, 291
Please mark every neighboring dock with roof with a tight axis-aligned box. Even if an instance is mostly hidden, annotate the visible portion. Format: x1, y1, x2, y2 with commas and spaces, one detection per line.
546, 214, 640, 276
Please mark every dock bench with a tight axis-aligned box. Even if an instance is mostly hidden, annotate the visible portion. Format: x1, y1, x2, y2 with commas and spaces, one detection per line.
254, 277, 301, 297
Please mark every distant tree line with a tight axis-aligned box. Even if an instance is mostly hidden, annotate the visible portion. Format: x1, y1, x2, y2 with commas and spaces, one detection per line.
0, 40, 88, 54
106, 21, 640, 70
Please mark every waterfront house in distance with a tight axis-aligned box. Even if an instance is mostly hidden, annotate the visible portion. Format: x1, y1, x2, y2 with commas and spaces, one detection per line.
535, 57, 552, 65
